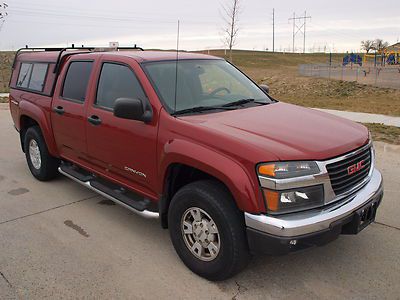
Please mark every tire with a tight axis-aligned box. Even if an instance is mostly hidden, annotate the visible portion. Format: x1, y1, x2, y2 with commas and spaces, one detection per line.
168, 180, 250, 281
24, 126, 60, 181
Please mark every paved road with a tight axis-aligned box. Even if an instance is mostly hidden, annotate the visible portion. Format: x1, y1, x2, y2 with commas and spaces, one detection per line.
0, 107, 399, 299
314, 108, 400, 128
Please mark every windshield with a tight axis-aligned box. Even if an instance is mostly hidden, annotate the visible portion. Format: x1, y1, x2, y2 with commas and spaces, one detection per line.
143, 59, 272, 113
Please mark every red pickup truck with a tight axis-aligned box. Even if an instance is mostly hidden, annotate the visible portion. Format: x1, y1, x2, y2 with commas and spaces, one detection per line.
8, 46, 383, 281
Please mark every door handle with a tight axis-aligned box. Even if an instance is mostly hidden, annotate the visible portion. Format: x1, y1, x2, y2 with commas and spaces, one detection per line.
88, 115, 102, 126
53, 106, 65, 115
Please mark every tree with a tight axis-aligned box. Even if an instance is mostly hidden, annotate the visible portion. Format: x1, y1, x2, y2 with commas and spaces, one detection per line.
221, 0, 241, 62
373, 39, 389, 52
361, 40, 374, 53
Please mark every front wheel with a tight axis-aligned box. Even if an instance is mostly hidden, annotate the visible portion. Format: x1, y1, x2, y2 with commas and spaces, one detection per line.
24, 126, 60, 181
168, 180, 250, 281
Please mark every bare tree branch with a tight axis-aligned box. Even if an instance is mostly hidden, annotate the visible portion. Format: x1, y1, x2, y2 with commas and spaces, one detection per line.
220, 0, 241, 62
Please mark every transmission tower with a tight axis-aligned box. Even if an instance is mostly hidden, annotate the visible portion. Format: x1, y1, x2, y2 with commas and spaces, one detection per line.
288, 11, 311, 53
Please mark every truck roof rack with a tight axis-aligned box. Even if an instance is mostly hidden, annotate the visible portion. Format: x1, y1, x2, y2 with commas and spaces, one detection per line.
12, 44, 145, 71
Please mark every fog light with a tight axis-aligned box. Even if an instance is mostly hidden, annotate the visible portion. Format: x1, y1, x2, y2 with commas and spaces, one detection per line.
263, 185, 324, 214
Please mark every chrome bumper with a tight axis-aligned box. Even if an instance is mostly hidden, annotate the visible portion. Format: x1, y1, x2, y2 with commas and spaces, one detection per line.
245, 168, 383, 237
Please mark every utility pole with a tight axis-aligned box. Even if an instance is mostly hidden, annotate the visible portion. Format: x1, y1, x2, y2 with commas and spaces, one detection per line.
272, 8, 275, 52
288, 11, 311, 53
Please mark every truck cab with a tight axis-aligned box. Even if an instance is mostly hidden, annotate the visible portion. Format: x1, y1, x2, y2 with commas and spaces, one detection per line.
8, 47, 383, 280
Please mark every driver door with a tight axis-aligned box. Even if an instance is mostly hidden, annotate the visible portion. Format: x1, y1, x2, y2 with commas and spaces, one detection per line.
85, 57, 158, 197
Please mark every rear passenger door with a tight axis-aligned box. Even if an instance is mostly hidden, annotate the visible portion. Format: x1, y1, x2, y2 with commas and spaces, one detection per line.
51, 59, 94, 162
85, 58, 158, 198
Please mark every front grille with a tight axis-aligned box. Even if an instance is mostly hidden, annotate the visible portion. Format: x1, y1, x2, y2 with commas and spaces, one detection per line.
326, 146, 372, 195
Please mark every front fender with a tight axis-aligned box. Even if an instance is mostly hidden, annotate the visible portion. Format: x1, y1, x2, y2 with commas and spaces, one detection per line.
19, 100, 59, 157
159, 138, 264, 213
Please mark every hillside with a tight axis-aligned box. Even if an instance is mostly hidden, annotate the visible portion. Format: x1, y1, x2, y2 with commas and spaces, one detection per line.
1, 50, 400, 116
0, 52, 14, 93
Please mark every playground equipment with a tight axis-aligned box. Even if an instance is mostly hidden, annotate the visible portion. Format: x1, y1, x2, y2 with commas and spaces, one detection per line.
343, 53, 363, 66
363, 50, 400, 66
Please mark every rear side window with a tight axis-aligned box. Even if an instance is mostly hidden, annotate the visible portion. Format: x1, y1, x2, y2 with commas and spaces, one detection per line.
62, 61, 93, 102
96, 63, 146, 110
17, 62, 48, 92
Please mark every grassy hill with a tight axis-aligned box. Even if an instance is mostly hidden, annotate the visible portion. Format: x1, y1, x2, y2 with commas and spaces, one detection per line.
206, 50, 400, 116
0, 52, 14, 93
1, 49, 400, 116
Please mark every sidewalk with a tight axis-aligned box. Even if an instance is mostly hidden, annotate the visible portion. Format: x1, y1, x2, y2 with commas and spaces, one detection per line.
313, 108, 400, 128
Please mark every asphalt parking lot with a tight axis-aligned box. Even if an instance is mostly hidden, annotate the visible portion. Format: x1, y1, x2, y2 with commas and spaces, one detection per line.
0, 104, 399, 299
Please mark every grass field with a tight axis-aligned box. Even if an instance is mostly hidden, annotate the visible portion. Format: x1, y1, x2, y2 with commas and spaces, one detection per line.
0, 52, 13, 93
363, 123, 400, 145
207, 50, 400, 117
1, 50, 400, 116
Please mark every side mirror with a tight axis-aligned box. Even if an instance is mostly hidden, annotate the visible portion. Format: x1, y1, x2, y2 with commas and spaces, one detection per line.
113, 98, 152, 123
259, 84, 270, 94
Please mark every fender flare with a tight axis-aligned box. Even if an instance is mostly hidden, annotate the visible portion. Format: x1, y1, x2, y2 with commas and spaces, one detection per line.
159, 139, 263, 213
18, 100, 59, 157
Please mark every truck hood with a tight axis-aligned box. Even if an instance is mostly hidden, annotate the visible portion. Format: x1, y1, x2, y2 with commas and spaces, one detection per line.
179, 102, 369, 161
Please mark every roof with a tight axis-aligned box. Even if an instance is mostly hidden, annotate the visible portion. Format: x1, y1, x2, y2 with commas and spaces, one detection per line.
16, 50, 221, 64
386, 42, 400, 52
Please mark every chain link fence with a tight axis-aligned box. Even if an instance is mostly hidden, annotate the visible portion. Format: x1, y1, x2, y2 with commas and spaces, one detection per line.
299, 64, 400, 90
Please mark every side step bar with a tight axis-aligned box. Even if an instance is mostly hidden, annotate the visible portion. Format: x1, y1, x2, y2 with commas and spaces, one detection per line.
58, 166, 159, 219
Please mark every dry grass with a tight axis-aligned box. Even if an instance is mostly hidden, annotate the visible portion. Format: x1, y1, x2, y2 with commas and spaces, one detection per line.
0, 52, 14, 93
207, 50, 400, 116
2, 50, 400, 116
0, 97, 8, 103
363, 123, 400, 145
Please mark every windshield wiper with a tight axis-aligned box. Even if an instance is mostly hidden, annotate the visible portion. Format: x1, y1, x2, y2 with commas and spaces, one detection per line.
172, 105, 237, 116
222, 98, 268, 107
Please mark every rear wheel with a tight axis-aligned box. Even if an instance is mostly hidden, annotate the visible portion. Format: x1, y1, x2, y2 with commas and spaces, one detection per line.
24, 126, 60, 181
168, 180, 250, 281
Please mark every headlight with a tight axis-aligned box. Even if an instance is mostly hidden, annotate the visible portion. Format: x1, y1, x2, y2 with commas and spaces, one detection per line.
258, 161, 320, 179
263, 185, 324, 214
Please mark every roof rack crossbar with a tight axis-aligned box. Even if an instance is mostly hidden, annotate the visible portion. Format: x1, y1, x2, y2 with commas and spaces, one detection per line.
11, 46, 94, 69
53, 47, 95, 74
12, 44, 145, 73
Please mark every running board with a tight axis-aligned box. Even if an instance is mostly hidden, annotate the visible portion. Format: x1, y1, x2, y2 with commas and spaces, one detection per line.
58, 167, 159, 219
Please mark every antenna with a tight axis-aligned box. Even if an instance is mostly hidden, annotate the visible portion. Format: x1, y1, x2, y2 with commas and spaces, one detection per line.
174, 20, 180, 114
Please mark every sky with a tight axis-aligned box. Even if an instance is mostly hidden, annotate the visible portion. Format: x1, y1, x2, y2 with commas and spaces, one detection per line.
0, 0, 399, 52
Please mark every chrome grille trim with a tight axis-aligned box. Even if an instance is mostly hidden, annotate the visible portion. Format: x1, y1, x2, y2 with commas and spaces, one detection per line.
258, 142, 374, 206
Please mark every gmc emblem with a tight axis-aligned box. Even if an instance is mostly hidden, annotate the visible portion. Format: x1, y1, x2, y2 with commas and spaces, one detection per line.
347, 160, 365, 175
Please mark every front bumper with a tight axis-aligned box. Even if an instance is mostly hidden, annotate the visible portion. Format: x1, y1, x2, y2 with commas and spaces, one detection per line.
245, 168, 383, 255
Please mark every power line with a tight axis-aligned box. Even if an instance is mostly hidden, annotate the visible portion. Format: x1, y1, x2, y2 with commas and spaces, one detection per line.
288, 11, 311, 53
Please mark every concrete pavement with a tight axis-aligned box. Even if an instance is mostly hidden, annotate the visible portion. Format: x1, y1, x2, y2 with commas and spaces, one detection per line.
314, 108, 400, 127
0, 107, 399, 299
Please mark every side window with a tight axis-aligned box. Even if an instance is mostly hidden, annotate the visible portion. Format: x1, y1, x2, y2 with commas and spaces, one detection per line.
17, 63, 48, 92
96, 63, 146, 110
28, 63, 48, 92
17, 63, 33, 88
62, 61, 93, 102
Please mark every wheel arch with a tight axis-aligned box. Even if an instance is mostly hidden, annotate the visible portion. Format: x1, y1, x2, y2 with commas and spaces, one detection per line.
18, 100, 58, 156
158, 140, 262, 228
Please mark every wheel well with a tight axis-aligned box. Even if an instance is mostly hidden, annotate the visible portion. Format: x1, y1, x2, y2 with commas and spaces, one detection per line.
19, 115, 39, 152
160, 163, 230, 228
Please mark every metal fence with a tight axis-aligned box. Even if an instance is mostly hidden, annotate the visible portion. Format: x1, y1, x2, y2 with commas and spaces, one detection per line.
299, 64, 400, 90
